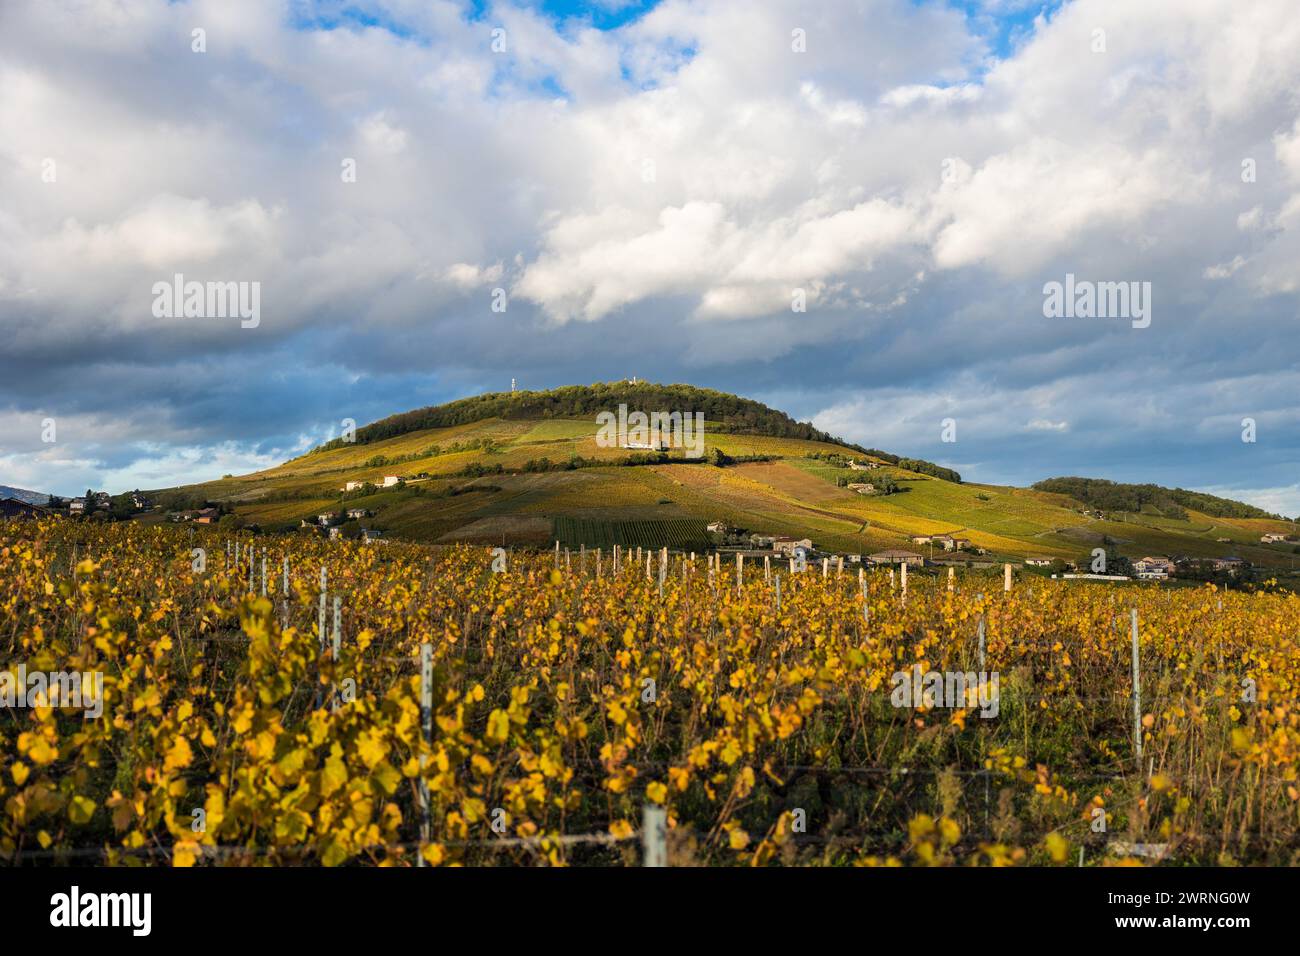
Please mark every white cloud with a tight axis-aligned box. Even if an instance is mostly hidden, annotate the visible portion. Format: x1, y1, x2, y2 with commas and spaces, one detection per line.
358, 111, 409, 154
0, 0, 1298, 504
1026, 418, 1070, 432
1203, 255, 1246, 280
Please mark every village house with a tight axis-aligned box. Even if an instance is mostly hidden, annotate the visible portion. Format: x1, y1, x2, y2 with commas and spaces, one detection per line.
910, 535, 932, 546
847, 459, 878, 471
1133, 556, 1175, 580
772, 536, 813, 556
932, 554, 999, 569
1261, 533, 1290, 543
328, 526, 344, 541
69, 498, 87, 514
706, 521, 729, 534
1213, 557, 1246, 573
623, 438, 667, 452
868, 549, 924, 568
749, 533, 776, 548
382, 476, 402, 488
846, 482, 875, 495
346, 508, 371, 520
317, 513, 337, 526
343, 480, 366, 492
362, 529, 386, 544
1025, 557, 1054, 567
193, 507, 220, 525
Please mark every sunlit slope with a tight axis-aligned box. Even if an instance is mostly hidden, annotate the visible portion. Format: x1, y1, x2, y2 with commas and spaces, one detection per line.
154, 412, 1297, 566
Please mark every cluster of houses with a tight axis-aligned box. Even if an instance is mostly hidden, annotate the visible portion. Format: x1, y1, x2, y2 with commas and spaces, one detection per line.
1260, 532, 1295, 544
1126, 554, 1251, 579
704, 518, 1276, 580
1028, 553, 1252, 580
68, 491, 110, 514
303, 509, 385, 543
168, 506, 220, 524
910, 533, 977, 553
0, 488, 158, 521
60, 490, 152, 515
705, 522, 989, 569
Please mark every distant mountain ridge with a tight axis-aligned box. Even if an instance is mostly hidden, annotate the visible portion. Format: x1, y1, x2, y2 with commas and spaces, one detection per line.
0, 484, 50, 506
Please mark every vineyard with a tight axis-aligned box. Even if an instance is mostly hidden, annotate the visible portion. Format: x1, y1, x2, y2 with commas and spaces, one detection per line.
552, 516, 712, 553
1, 518, 1298, 866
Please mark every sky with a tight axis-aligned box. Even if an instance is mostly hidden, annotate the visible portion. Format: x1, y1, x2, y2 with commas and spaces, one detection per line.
1, 0, 1298, 515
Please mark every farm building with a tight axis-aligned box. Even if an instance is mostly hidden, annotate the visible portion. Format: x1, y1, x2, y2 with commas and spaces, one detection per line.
0, 498, 49, 520
772, 537, 813, 555
868, 549, 924, 567
1133, 556, 1175, 579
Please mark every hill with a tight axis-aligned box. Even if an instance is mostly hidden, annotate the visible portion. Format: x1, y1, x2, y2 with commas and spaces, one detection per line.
309, 381, 939, 460
143, 383, 1298, 569
1032, 477, 1285, 521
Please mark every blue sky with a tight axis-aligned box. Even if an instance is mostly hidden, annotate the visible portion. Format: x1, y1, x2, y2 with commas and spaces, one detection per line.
1, 0, 1298, 516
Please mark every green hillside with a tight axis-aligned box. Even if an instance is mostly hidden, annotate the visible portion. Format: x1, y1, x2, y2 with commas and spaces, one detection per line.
1032, 476, 1284, 521
309, 381, 875, 453
145, 383, 1299, 569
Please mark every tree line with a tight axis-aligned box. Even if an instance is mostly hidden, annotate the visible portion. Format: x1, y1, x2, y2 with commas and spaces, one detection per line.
1033, 476, 1285, 520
